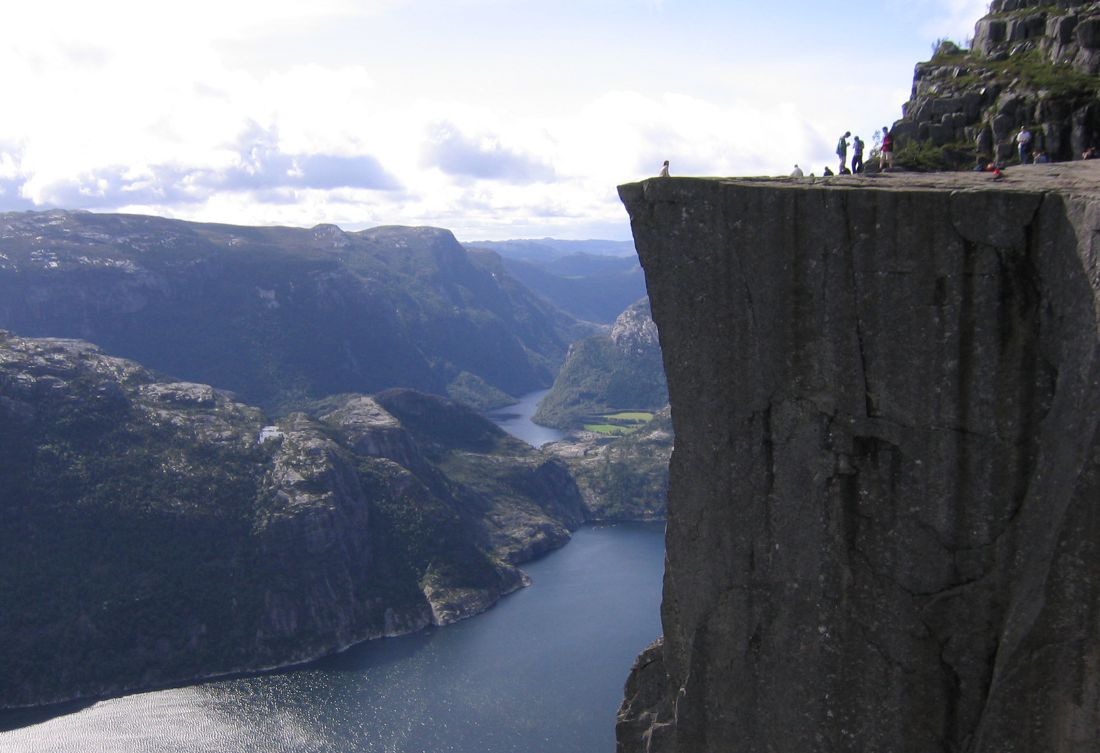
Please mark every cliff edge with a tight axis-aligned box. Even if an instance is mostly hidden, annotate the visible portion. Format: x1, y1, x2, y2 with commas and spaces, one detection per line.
617, 165, 1100, 752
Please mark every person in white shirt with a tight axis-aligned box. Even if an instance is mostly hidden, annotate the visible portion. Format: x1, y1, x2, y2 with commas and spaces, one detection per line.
790, 164, 804, 178
1016, 127, 1033, 164
659, 160, 670, 177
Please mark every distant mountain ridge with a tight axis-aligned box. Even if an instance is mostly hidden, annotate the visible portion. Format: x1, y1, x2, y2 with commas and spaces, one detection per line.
465, 238, 637, 262
465, 239, 646, 324
0, 211, 592, 413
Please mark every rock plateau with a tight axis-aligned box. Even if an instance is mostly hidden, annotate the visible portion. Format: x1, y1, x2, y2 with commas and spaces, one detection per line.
616, 165, 1100, 753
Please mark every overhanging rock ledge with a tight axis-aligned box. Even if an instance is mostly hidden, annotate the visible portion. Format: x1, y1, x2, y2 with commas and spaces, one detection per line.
616, 164, 1100, 753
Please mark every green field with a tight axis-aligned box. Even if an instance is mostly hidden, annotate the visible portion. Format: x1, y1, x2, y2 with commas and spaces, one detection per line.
583, 411, 654, 436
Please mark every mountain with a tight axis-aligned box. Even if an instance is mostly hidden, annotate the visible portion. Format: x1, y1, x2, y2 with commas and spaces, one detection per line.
464, 238, 637, 263
0, 211, 592, 413
890, 0, 1100, 169
0, 331, 585, 708
616, 167, 1100, 752
464, 240, 646, 323
533, 298, 668, 429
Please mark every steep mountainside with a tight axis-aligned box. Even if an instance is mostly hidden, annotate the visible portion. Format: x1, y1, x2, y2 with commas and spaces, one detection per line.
617, 167, 1100, 753
533, 298, 668, 429
0, 211, 591, 413
0, 331, 585, 709
892, 0, 1100, 168
535, 297, 671, 520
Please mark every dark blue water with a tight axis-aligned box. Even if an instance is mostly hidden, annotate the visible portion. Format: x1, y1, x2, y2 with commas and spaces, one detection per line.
0, 523, 665, 753
488, 389, 565, 447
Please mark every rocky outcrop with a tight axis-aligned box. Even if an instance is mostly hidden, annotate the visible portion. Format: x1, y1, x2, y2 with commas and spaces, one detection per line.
533, 298, 668, 429
893, 1, 1100, 166
372, 388, 589, 562
973, 1, 1100, 74
616, 167, 1100, 752
0, 333, 584, 709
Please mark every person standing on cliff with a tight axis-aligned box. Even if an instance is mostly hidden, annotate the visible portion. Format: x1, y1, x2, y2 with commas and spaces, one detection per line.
880, 126, 895, 170
836, 131, 850, 173
659, 160, 670, 177
1016, 126, 1033, 164
851, 135, 864, 173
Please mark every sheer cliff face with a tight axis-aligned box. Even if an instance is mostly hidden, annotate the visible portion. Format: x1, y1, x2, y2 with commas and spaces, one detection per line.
617, 167, 1100, 753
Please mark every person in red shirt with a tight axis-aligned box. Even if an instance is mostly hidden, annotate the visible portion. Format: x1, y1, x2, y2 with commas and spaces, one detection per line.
879, 126, 894, 170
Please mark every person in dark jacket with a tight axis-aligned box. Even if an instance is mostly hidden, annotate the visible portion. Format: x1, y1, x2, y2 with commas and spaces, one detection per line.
851, 135, 864, 173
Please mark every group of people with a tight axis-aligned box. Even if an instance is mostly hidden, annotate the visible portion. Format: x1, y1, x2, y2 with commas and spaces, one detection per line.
834, 127, 894, 175
658, 122, 1099, 181
975, 125, 1053, 173
790, 126, 894, 179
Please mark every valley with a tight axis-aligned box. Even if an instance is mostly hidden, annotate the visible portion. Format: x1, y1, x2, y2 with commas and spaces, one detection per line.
0, 214, 670, 715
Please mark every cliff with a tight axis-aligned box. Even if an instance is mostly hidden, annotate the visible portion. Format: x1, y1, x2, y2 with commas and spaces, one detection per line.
616, 165, 1100, 752
0, 333, 585, 708
893, 1, 1100, 167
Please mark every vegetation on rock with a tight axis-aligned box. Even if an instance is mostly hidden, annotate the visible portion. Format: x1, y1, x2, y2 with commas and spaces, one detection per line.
0, 332, 587, 708
892, 0, 1100, 169
545, 407, 671, 521
533, 298, 668, 430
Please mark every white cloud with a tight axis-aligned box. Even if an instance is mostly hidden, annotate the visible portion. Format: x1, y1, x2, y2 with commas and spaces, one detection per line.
912, 0, 991, 44
0, 0, 997, 239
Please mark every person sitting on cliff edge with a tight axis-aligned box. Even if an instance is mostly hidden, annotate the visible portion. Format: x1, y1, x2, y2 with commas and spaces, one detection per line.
658, 160, 670, 177
790, 164, 804, 178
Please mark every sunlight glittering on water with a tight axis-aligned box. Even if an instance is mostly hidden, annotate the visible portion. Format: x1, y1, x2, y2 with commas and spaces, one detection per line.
0, 523, 665, 753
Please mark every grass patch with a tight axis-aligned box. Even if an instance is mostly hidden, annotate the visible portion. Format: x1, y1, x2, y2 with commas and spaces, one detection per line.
985, 49, 1100, 98
583, 410, 655, 436
986, 4, 1059, 20
604, 411, 654, 421
584, 423, 633, 435
895, 140, 975, 171
929, 47, 1100, 100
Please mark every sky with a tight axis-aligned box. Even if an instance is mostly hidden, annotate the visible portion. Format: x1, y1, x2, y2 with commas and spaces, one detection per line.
0, 0, 989, 241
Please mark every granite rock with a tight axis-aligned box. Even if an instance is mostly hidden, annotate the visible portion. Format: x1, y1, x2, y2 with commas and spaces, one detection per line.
616, 166, 1100, 753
